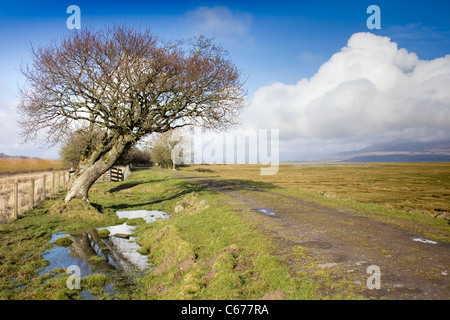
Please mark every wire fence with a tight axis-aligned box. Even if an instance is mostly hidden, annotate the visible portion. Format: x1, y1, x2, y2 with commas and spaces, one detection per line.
0, 170, 69, 224
0, 165, 131, 224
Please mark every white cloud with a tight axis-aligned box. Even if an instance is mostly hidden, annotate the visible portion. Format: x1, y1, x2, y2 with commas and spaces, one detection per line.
243, 32, 450, 149
0, 81, 60, 159
184, 6, 252, 44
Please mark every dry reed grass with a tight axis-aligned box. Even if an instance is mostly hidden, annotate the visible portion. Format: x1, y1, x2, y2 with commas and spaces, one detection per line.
183, 162, 450, 218
0, 158, 66, 175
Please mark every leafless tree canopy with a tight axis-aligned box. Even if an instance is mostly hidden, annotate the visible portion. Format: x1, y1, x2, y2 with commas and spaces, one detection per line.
17, 26, 246, 202
18, 26, 246, 143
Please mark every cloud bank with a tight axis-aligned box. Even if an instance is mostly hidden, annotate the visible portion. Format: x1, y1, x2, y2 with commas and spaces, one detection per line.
245, 32, 450, 147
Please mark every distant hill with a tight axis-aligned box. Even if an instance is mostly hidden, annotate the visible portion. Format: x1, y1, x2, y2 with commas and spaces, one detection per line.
345, 154, 450, 162
0, 153, 36, 159
323, 141, 450, 162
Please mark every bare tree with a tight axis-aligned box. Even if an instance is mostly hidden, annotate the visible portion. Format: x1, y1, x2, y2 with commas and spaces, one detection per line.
115, 147, 152, 167
149, 128, 191, 170
17, 26, 246, 202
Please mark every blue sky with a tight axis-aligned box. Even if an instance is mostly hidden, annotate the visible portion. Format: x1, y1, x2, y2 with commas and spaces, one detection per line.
1, 0, 449, 160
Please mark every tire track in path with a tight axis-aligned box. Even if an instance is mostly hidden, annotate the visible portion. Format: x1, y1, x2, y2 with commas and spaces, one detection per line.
155, 168, 450, 300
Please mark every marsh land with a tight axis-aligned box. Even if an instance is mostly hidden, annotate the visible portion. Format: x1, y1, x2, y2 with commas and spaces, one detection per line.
0, 163, 448, 300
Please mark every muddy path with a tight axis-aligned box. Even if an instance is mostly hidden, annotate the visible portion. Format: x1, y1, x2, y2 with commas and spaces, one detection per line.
155, 168, 449, 300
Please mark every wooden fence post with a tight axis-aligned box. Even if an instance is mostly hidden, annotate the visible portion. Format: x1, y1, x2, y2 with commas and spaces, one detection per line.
43, 175, 46, 199
3, 195, 7, 213
52, 172, 55, 196
63, 172, 66, 191
14, 183, 18, 220
57, 171, 60, 193
31, 178, 35, 208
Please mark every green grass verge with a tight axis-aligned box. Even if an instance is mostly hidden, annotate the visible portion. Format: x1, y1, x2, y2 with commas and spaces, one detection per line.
0, 196, 120, 299
2, 168, 343, 300
90, 168, 321, 299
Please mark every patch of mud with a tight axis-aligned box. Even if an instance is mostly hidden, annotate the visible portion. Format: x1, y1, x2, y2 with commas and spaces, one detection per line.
259, 290, 287, 300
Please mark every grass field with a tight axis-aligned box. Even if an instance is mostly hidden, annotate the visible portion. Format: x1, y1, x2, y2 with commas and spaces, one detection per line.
1, 164, 448, 300
181, 163, 450, 219
0, 168, 332, 300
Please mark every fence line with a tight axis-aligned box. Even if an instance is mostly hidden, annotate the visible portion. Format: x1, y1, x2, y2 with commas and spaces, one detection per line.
0, 165, 130, 224
95, 165, 130, 183
0, 170, 70, 224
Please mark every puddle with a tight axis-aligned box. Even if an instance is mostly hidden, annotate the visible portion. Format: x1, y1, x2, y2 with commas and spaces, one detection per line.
412, 237, 438, 245
38, 210, 169, 299
116, 209, 169, 223
39, 232, 115, 277
98, 210, 168, 271
255, 208, 278, 216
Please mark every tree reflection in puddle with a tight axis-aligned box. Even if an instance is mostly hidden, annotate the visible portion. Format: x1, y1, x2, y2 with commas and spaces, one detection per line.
39, 210, 168, 299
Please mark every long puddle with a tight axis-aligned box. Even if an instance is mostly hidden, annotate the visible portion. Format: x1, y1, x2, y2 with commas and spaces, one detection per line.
38, 210, 168, 299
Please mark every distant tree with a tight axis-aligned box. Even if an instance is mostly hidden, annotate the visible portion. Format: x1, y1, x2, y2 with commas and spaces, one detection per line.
59, 127, 103, 170
149, 129, 191, 170
115, 147, 152, 166
149, 135, 173, 169
17, 26, 246, 202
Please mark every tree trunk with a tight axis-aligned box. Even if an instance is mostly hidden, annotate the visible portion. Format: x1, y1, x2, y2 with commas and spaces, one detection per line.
64, 161, 110, 202
64, 135, 132, 203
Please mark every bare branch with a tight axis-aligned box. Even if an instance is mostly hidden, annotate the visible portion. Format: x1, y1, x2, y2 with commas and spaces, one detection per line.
16, 26, 246, 201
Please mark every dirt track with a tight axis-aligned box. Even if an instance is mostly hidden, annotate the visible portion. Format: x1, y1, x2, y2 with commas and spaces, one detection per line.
156, 168, 449, 300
